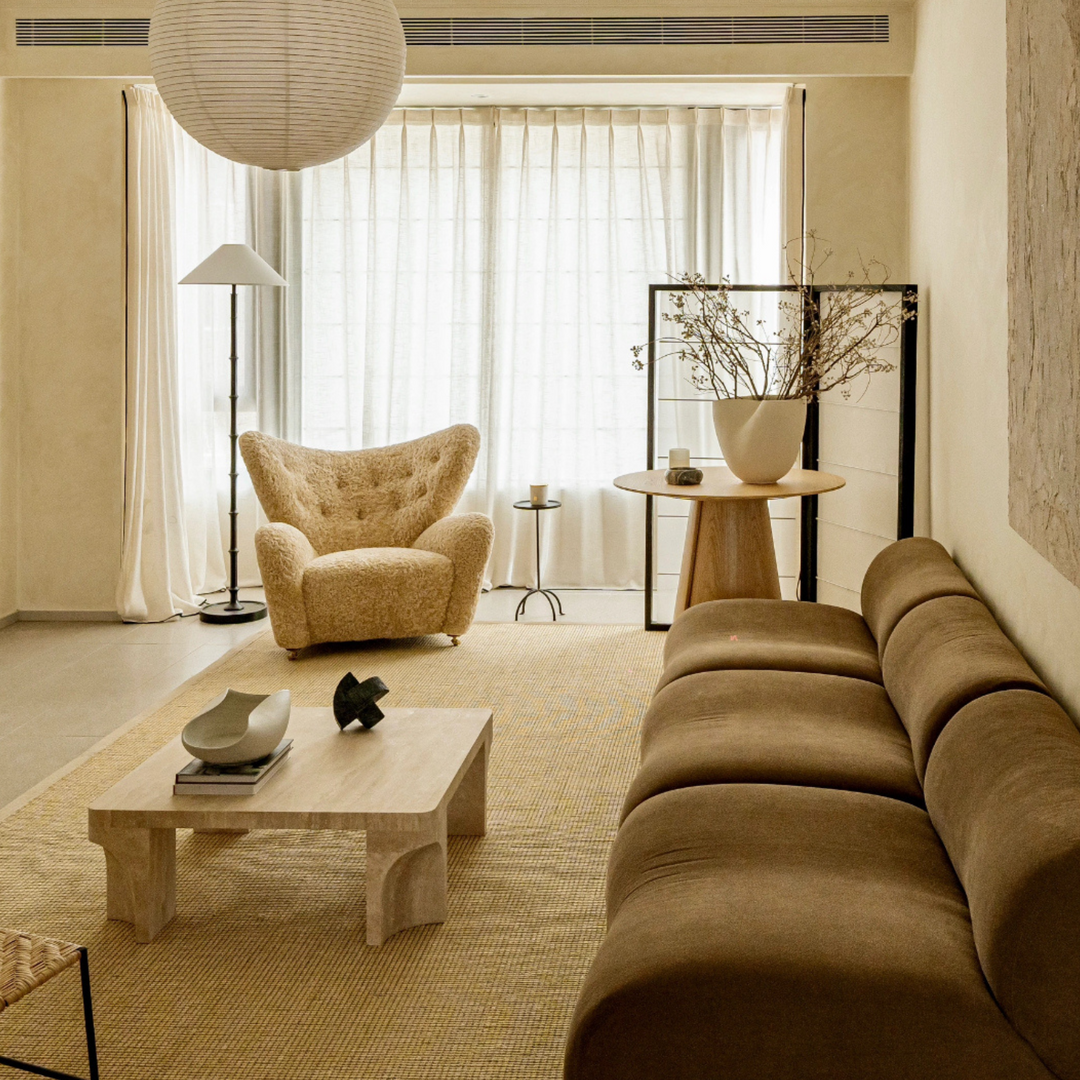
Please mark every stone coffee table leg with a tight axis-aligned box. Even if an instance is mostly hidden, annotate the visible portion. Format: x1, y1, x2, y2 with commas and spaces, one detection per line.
365, 812, 448, 946
447, 737, 489, 837
88, 818, 177, 943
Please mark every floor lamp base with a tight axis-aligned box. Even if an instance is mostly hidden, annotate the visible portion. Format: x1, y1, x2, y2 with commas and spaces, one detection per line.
199, 601, 268, 625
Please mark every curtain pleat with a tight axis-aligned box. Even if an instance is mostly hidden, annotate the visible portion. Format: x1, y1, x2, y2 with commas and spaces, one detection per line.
117, 86, 201, 621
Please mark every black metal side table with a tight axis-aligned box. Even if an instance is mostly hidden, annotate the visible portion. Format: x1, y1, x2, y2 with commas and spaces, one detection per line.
512, 500, 565, 621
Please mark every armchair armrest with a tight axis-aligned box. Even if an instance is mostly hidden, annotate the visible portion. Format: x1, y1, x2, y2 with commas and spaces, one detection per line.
254, 522, 316, 649
414, 513, 494, 636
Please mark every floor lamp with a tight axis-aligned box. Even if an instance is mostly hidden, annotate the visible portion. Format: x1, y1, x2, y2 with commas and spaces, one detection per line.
181, 243, 287, 624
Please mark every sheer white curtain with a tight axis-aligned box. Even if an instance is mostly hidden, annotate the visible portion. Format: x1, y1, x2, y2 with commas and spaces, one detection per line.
119, 85, 256, 620
299, 106, 786, 589
121, 96, 785, 611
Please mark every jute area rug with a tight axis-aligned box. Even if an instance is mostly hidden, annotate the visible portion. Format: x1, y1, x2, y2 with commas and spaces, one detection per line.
0, 623, 663, 1080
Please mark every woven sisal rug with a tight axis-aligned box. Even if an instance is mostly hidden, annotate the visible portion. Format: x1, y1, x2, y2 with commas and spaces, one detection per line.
0, 624, 663, 1079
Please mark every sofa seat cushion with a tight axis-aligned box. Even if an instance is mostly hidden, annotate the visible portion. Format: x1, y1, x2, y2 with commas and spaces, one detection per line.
566, 784, 1054, 1080
882, 595, 1048, 781
302, 547, 453, 642
658, 599, 881, 692
620, 670, 922, 823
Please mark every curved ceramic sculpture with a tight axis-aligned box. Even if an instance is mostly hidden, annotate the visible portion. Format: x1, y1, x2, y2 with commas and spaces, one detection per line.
182, 689, 291, 765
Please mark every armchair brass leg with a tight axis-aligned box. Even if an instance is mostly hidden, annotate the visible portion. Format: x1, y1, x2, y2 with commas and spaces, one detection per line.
450, 636, 460, 647
286, 649, 301, 661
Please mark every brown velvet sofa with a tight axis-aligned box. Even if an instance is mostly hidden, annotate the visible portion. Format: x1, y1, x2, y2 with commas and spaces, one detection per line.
565, 538, 1080, 1080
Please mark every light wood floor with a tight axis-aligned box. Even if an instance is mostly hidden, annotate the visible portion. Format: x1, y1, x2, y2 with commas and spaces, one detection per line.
0, 588, 644, 810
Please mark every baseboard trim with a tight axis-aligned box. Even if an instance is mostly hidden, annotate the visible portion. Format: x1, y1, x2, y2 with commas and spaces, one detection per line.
0, 611, 16, 630
16, 609, 122, 623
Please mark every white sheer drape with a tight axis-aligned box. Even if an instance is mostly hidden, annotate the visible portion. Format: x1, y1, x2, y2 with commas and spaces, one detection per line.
117, 85, 198, 621
119, 85, 256, 620
122, 95, 785, 610
300, 106, 786, 589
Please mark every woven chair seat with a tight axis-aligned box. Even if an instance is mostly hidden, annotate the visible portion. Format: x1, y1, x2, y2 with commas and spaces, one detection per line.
0, 928, 82, 1012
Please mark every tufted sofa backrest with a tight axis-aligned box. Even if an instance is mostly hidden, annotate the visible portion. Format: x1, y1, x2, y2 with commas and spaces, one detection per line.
860, 537, 982, 654
239, 425, 480, 554
881, 595, 1048, 782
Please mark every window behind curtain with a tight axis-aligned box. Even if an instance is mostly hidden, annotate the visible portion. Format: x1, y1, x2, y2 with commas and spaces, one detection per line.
299, 106, 786, 590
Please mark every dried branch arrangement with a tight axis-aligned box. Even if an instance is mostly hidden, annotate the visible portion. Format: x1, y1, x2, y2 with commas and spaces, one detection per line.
633, 236, 917, 401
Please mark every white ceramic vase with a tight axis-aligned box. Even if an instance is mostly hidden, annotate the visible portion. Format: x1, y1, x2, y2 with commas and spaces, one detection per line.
712, 397, 808, 484
182, 688, 291, 765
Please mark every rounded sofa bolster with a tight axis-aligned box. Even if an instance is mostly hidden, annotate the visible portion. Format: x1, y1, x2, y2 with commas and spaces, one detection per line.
658, 599, 881, 693
861, 536, 982, 654
926, 689, 1080, 1080
566, 784, 1055, 1080
881, 595, 1048, 781
620, 669, 922, 823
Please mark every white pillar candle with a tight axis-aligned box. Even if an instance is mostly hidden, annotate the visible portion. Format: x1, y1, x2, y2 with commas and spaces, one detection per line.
668, 448, 691, 469
530, 484, 548, 505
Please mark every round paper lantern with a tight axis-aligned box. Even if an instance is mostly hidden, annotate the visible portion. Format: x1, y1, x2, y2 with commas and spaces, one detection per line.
149, 0, 406, 171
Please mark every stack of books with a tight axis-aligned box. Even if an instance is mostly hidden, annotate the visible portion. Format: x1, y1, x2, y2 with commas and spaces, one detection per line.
173, 739, 293, 796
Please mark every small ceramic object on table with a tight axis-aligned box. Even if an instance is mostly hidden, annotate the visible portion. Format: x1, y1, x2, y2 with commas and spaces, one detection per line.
530, 483, 549, 506
181, 689, 291, 765
665, 448, 703, 485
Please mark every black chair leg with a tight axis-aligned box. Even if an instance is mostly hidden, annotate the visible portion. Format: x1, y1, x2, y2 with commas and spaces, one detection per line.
0, 949, 99, 1080
78, 950, 99, 1080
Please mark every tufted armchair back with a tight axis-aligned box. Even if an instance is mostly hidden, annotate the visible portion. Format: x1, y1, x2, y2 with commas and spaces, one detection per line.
239, 425, 481, 555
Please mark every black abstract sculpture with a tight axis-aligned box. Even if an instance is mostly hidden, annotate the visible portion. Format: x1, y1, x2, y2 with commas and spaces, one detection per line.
333, 673, 389, 730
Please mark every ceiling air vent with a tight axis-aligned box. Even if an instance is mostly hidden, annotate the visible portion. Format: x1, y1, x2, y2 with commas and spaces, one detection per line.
400, 15, 890, 46
16, 18, 150, 46
15, 13, 889, 49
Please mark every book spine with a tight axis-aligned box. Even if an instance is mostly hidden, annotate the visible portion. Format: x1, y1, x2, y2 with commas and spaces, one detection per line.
173, 783, 259, 796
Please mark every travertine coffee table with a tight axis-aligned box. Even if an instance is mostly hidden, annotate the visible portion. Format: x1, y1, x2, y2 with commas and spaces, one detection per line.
88, 707, 492, 946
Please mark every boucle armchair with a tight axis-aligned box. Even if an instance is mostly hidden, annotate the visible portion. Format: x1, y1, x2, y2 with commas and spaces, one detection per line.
239, 425, 493, 658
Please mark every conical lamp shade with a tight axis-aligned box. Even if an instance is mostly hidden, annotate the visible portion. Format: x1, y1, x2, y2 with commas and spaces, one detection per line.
180, 244, 287, 286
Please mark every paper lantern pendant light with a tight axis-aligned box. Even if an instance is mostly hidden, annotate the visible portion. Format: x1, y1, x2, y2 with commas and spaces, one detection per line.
149, 0, 406, 171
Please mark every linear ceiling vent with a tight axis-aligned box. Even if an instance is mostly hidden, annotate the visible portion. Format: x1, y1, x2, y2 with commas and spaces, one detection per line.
15, 14, 888, 48
400, 16, 890, 46
15, 18, 150, 46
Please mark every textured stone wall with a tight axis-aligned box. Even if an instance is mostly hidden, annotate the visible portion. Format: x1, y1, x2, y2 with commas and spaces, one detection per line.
1008, 0, 1080, 585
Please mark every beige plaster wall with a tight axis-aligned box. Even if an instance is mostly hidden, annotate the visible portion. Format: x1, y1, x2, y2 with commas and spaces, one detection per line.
5, 78, 126, 613
804, 77, 909, 279
0, 79, 13, 620
910, 0, 1080, 716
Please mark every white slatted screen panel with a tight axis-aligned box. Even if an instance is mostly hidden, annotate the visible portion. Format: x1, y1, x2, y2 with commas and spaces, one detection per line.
815, 292, 905, 611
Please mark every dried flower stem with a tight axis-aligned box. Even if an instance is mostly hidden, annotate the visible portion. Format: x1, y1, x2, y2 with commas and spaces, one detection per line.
632, 234, 916, 401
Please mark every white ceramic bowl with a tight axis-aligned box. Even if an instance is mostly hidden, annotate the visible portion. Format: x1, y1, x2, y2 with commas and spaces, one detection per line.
181, 688, 291, 765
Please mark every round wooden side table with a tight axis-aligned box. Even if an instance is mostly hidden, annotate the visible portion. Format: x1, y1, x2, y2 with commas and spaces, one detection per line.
614, 466, 845, 617
512, 500, 564, 621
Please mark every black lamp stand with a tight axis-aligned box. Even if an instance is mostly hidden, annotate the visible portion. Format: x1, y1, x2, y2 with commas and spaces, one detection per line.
200, 284, 268, 625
